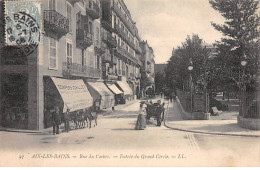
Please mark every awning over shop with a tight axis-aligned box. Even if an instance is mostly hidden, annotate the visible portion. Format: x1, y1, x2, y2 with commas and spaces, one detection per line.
87, 82, 115, 109
51, 77, 93, 112
107, 84, 123, 95
116, 81, 133, 96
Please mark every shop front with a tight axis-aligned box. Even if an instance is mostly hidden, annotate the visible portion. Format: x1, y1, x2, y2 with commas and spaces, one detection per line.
44, 77, 93, 128
86, 81, 115, 111
116, 81, 133, 102
106, 83, 123, 105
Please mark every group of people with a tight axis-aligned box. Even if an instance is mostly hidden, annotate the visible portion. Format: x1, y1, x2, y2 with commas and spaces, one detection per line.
135, 100, 165, 130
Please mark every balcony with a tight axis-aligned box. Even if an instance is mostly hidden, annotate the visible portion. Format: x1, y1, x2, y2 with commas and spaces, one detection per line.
115, 25, 136, 49
44, 10, 69, 38
102, 21, 114, 32
135, 43, 142, 54
107, 74, 118, 81
102, 52, 112, 63
62, 62, 101, 78
111, 56, 117, 65
76, 28, 93, 49
86, 0, 100, 20
102, 31, 117, 48
66, 0, 80, 5
112, 2, 135, 35
95, 41, 106, 54
115, 46, 138, 65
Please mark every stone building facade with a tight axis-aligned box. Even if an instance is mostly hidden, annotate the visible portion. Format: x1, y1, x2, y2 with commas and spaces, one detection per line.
0, 0, 150, 130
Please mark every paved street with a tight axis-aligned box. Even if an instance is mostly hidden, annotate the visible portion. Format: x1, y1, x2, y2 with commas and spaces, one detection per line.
0, 99, 259, 166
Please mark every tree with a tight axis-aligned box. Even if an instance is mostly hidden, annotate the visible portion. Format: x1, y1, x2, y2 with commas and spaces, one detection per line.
209, 0, 260, 117
154, 72, 165, 94
165, 34, 210, 93
209, 0, 260, 91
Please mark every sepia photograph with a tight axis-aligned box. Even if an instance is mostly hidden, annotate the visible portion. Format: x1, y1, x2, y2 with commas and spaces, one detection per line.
0, 0, 259, 167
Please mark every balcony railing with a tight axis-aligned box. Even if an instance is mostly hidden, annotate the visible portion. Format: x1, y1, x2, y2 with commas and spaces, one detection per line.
102, 52, 112, 63
107, 74, 119, 81
115, 46, 138, 65
112, 2, 135, 35
44, 10, 69, 38
115, 24, 136, 49
86, 0, 100, 20
62, 62, 101, 78
95, 41, 106, 54
66, 0, 80, 5
135, 43, 142, 54
76, 28, 93, 49
102, 31, 117, 48
102, 21, 113, 32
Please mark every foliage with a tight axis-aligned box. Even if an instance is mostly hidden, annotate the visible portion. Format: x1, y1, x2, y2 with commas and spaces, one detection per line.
209, 0, 260, 91
165, 34, 210, 92
154, 72, 165, 93
140, 68, 152, 91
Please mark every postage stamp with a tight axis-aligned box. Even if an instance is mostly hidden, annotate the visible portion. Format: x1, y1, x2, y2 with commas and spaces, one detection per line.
4, 0, 41, 49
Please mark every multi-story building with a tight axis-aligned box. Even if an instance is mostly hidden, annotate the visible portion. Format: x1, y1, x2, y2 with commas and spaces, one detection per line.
0, 0, 115, 130
100, 0, 142, 100
0, 0, 145, 130
140, 41, 155, 94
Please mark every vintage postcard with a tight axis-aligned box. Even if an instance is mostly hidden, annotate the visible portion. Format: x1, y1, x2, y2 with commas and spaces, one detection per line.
0, 0, 260, 167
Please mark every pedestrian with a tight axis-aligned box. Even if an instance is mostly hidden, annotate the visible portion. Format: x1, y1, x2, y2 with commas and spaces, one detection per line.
63, 108, 70, 133
52, 107, 61, 135
135, 102, 146, 130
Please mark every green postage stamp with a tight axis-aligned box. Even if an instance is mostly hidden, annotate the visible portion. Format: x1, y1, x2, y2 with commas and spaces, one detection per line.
5, 0, 41, 46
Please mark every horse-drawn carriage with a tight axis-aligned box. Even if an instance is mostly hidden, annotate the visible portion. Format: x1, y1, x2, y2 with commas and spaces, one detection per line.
145, 101, 165, 126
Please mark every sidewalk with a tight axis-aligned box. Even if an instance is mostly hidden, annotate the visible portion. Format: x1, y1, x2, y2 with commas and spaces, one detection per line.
0, 99, 141, 134
165, 101, 260, 137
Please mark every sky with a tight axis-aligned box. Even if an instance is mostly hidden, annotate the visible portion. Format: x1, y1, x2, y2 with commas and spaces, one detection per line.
124, 0, 226, 64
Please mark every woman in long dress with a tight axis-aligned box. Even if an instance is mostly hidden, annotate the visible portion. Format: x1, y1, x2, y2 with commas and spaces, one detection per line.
135, 102, 146, 130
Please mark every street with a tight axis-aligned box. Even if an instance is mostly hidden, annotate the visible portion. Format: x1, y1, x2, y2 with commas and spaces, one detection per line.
0, 99, 259, 166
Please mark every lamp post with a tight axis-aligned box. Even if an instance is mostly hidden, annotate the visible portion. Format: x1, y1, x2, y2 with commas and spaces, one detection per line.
188, 61, 194, 113
240, 55, 247, 117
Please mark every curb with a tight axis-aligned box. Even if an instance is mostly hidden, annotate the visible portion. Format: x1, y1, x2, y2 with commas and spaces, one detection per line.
163, 102, 260, 138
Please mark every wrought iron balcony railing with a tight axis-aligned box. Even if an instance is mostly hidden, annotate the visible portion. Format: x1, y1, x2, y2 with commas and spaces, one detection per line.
76, 28, 93, 49
102, 31, 117, 48
86, 0, 100, 20
44, 10, 69, 38
62, 62, 101, 78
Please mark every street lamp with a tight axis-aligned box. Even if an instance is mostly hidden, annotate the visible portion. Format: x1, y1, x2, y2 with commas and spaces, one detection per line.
188, 60, 193, 113
240, 55, 247, 117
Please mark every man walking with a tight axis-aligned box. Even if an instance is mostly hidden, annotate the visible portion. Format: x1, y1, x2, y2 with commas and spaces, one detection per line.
52, 107, 61, 135
63, 108, 70, 133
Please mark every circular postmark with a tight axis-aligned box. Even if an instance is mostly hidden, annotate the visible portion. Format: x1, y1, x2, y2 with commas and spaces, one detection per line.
5, 1, 41, 56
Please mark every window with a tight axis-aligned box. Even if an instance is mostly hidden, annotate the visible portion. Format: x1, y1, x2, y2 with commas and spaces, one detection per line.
95, 26, 100, 46
76, 12, 81, 29
49, 38, 57, 70
49, 0, 56, 10
66, 42, 73, 69
67, 3, 72, 32
89, 20, 93, 34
